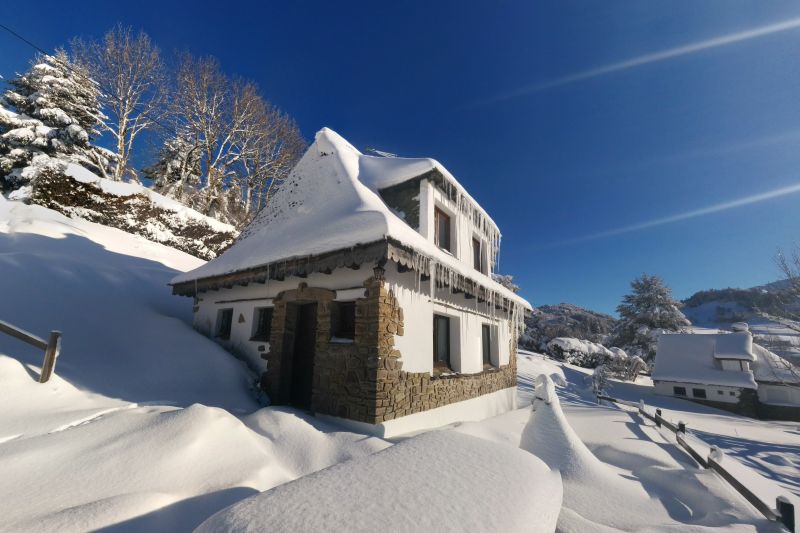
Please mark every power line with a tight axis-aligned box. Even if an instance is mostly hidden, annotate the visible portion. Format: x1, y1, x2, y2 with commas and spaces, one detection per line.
0, 21, 174, 134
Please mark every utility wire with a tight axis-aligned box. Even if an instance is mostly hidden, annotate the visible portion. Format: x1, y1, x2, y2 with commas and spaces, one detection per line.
0, 21, 174, 133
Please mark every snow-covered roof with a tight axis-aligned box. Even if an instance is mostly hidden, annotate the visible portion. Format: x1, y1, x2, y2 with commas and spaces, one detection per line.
752, 344, 800, 385
652, 332, 757, 389
172, 128, 529, 309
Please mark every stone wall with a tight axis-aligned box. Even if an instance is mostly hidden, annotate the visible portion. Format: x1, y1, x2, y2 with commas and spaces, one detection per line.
261, 278, 517, 426
370, 279, 517, 424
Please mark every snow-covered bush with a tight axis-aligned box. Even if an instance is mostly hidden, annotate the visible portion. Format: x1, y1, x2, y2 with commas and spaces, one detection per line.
592, 365, 610, 398
547, 337, 613, 368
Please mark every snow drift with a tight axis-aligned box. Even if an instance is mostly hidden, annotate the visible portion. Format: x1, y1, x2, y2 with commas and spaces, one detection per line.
196, 430, 562, 533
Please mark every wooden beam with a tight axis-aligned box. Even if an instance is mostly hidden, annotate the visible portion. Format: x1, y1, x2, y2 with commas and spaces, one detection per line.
0, 319, 47, 351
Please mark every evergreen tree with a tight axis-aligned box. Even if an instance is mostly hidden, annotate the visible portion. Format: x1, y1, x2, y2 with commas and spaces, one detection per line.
0, 51, 113, 192
144, 134, 202, 205
613, 274, 690, 360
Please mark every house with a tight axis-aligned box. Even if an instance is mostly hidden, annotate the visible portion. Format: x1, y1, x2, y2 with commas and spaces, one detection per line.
170, 128, 531, 437
651, 325, 800, 420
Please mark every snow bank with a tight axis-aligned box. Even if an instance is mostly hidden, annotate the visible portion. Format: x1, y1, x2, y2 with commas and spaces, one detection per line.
0, 199, 254, 410
0, 402, 388, 531
197, 430, 561, 533
63, 164, 234, 233
521, 375, 737, 531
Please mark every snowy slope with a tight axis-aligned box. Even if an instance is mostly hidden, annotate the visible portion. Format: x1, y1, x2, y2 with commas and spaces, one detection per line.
0, 196, 253, 410
0, 197, 390, 530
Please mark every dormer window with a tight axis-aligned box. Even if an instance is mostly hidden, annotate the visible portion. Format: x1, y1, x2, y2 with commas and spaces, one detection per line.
434, 207, 451, 252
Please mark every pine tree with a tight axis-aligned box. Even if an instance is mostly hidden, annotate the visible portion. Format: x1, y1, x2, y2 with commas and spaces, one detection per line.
0, 51, 113, 192
613, 274, 690, 360
144, 134, 202, 205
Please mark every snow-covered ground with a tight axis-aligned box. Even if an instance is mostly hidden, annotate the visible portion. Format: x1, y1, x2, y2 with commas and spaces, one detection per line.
0, 197, 796, 531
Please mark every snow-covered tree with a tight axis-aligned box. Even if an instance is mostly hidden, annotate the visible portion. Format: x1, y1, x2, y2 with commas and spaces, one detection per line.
492, 273, 521, 293
612, 274, 690, 360
71, 25, 166, 183
144, 134, 202, 205
0, 50, 113, 192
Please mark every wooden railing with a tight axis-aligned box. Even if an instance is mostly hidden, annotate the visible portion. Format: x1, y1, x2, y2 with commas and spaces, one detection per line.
0, 319, 61, 383
598, 394, 796, 532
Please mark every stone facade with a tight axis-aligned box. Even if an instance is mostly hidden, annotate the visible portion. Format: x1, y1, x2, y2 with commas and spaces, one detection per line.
261, 277, 517, 426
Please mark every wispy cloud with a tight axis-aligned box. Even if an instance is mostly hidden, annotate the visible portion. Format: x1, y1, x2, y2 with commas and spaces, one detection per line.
538, 181, 800, 249
483, 17, 800, 104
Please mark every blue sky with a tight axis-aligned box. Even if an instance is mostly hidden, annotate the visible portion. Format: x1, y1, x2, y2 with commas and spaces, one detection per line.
2, 1, 800, 315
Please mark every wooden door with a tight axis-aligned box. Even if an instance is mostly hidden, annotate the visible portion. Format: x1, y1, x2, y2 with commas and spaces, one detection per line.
289, 302, 317, 409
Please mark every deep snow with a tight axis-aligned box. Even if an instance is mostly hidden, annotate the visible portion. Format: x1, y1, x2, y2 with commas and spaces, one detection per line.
1, 196, 796, 532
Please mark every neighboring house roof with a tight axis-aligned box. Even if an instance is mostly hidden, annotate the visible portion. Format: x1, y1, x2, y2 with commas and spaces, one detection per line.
171, 128, 530, 311
752, 344, 800, 386
652, 332, 757, 389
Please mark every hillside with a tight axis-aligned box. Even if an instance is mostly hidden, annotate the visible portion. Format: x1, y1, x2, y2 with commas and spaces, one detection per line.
682, 284, 800, 363
520, 303, 616, 352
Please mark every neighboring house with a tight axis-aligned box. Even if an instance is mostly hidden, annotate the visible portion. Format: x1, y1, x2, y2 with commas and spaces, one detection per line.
171, 128, 531, 437
652, 325, 800, 420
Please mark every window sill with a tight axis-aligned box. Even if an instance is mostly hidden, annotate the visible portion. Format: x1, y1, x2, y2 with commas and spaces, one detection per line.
330, 337, 355, 344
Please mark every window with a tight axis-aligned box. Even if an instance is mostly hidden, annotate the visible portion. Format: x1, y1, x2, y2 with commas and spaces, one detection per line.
717, 390, 724, 395
434, 207, 451, 252
216, 308, 233, 340
482, 324, 492, 366
673, 386, 686, 396
729, 391, 736, 396
433, 314, 451, 369
472, 238, 484, 273
331, 301, 356, 341
692, 388, 707, 399
251, 307, 273, 342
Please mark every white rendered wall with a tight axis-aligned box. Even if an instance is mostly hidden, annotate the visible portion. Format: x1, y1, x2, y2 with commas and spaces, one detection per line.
387, 269, 512, 375
758, 384, 800, 406
192, 268, 371, 372
425, 179, 494, 273
319, 386, 517, 438
653, 380, 743, 404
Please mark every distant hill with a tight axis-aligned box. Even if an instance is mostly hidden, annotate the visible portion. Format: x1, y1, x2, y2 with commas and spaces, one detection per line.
520, 303, 616, 352
681, 282, 800, 364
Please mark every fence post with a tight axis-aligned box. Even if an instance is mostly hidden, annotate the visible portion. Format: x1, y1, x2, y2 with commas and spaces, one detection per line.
678, 421, 686, 434
655, 408, 662, 427
777, 496, 795, 533
39, 330, 61, 383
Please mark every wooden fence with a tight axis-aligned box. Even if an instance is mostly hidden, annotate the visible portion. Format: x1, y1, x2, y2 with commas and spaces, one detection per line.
0, 319, 61, 383
598, 394, 796, 532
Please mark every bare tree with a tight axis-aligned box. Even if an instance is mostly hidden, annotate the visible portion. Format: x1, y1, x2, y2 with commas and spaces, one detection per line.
170, 54, 264, 222
168, 53, 304, 224
238, 103, 306, 215
72, 25, 166, 182
776, 246, 800, 297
